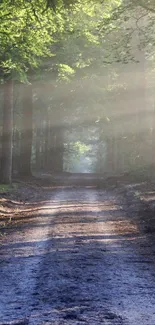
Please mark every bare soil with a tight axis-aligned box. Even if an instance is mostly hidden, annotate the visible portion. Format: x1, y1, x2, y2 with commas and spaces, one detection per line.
0, 175, 155, 325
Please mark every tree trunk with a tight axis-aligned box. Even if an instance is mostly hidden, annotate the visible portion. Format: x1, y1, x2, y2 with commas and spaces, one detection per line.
53, 126, 64, 172
43, 116, 52, 171
12, 128, 20, 175
151, 104, 155, 167
46, 127, 56, 171
1, 79, 13, 184
105, 136, 114, 175
20, 84, 33, 176
35, 124, 41, 171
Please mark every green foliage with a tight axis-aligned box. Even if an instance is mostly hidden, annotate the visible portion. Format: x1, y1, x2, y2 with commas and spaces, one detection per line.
0, 0, 60, 80
73, 141, 90, 157
0, 0, 123, 82
64, 140, 92, 172
57, 64, 75, 81
1, 0, 155, 82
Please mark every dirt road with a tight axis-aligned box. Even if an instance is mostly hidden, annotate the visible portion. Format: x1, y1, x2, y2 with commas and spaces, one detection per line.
0, 186, 155, 324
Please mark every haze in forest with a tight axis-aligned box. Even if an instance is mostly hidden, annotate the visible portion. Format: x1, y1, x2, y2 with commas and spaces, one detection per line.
0, 0, 155, 182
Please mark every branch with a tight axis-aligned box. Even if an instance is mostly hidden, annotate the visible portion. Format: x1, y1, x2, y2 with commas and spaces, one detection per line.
140, 4, 155, 13
132, 0, 155, 13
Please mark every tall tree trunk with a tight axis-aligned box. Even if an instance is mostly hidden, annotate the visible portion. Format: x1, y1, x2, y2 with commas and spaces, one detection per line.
34, 107, 42, 171
47, 127, 56, 171
44, 116, 52, 171
40, 118, 45, 170
151, 104, 155, 167
105, 136, 114, 175
54, 126, 64, 172
1, 79, 13, 184
35, 123, 41, 171
12, 128, 20, 175
20, 84, 33, 176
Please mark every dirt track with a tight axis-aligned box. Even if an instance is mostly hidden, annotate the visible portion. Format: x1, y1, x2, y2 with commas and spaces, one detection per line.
0, 183, 155, 324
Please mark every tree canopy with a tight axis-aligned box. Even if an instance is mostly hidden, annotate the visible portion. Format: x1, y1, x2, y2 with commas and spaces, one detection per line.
0, 0, 123, 83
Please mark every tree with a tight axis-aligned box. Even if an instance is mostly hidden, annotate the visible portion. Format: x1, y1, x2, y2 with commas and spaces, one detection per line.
0, 0, 62, 182
20, 84, 33, 176
0, 79, 13, 184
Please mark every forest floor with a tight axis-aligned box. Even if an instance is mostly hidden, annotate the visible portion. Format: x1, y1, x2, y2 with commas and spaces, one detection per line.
0, 173, 155, 325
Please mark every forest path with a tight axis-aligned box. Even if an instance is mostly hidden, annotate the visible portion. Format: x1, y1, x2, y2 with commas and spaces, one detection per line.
0, 185, 155, 325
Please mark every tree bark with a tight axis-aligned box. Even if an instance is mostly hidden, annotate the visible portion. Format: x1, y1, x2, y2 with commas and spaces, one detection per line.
1, 79, 13, 184
53, 126, 64, 172
20, 84, 33, 176
12, 128, 20, 175
151, 103, 155, 167
35, 124, 41, 170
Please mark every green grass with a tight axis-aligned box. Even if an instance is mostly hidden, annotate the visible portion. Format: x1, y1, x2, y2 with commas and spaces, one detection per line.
0, 183, 18, 193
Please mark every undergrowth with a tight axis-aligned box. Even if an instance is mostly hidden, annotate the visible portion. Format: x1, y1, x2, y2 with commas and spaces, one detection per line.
0, 183, 18, 193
